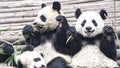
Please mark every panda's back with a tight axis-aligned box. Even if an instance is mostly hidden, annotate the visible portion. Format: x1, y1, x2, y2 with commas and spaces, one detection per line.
70, 45, 118, 67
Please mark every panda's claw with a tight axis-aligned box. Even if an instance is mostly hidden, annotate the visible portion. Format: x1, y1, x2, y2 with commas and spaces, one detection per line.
103, 26, 115, 36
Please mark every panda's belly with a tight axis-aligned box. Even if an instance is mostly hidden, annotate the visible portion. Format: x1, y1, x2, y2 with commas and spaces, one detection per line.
34, 41, 71, 64
70, 45, 118, 68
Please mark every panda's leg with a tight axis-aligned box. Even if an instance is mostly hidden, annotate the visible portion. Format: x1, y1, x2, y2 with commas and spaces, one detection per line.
100, 26, 117, 61
47, 57, 72, 68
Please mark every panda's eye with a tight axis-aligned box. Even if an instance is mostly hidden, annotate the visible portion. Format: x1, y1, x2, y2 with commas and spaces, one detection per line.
92, 20, 97, 26
81, 20, 86, 27
34, 58, 41, 62
40, 15, 46, 22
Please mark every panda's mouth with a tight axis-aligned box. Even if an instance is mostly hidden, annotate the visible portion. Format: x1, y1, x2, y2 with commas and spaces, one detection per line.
34, 65, 46, 68
33, 24, 47, 33
85, 30, 95, 35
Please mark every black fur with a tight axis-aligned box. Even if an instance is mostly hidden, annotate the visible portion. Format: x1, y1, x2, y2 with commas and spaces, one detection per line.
53, 16, 82, 56
74, 8, 116, 61
52, 1, 61, 11
0, 43, 14, 63
22, 45, 35, 52
71, 25, 117, 61
23, 15, 81, 67
47, 57, 72, 68
18, 60, 24, 68
22, 25, 41, 47
99, 9, 108, 20
100, 26, 117, 61
41, 3, 46, 8
75, 8, 81, 19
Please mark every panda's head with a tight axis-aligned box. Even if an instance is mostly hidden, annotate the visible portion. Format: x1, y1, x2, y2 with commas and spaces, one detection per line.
33, 1, 63, 32
17, 51, 46, 68
75, 9, 107, 37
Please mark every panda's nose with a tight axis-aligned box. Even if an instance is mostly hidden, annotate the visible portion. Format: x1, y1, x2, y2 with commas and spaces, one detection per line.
86, 27, 92, 31
41, 65, 45, 68
33, 22, 37, 25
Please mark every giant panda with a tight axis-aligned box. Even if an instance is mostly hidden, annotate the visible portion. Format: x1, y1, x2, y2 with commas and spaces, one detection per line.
0, 43, 46, 68
22, 1, 77, 68
68, 8, 119, 67
16, 51, 46, 68
22, 1, 64, 47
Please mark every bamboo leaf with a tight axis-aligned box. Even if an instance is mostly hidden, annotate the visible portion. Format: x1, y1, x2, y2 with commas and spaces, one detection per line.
5, 55, 13, 64
13, 48, 19, 65
0, 28, 9, 32
14, 52, 18, 66
1, 40, 13, 45
0, 50, 5, 54
7, 58, 13, 66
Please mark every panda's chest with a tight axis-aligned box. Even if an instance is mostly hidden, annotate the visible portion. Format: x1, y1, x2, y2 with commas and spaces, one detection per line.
75, 45, 103, 61
40, 33, 55, 44
71, 45, 118, 67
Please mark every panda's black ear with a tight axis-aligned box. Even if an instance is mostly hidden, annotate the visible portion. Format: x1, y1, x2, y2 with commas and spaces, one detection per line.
40, 53, 44, 57
75, 8, 81, 19
52, 1, 61, 11
99, 9, 108, 20
41, 3, 46, 8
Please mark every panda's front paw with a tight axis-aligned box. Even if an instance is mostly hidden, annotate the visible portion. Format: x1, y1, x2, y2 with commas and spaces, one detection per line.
66, 27, 76, 38
103, 26, 115, 36
2, 43, 14, 54
22, 25, 34, 39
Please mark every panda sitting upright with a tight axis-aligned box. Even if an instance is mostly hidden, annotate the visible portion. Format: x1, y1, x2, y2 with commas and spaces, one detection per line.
22, 1, 80, 68
68, 8, 119, 67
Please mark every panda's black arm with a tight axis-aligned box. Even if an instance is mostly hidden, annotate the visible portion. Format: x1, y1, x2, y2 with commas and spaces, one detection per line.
53, 16, 82, 56
100, 26, 117, 61
56, 15, 69, 30
22, 25, 41, 47
53, 16, 70, 55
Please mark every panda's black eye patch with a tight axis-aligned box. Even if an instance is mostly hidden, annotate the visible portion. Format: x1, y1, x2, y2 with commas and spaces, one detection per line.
40, 15, 46, 22
92, 20, 97, 26
34, 57, 41, 62
81, 20, 86, 27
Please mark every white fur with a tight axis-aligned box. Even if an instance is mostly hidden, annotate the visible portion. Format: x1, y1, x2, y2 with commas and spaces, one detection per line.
0, 63, 15, 68
34, 41, 72, 64
16, 51, 46, 68
75, 11, 104, 37
70, 45, 119, 68
72, 11, 119, 67
34, 5, 64, 31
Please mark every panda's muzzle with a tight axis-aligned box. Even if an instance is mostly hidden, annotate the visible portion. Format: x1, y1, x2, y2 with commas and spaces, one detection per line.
33, 22, 47, 33
85, 27, 95, 35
